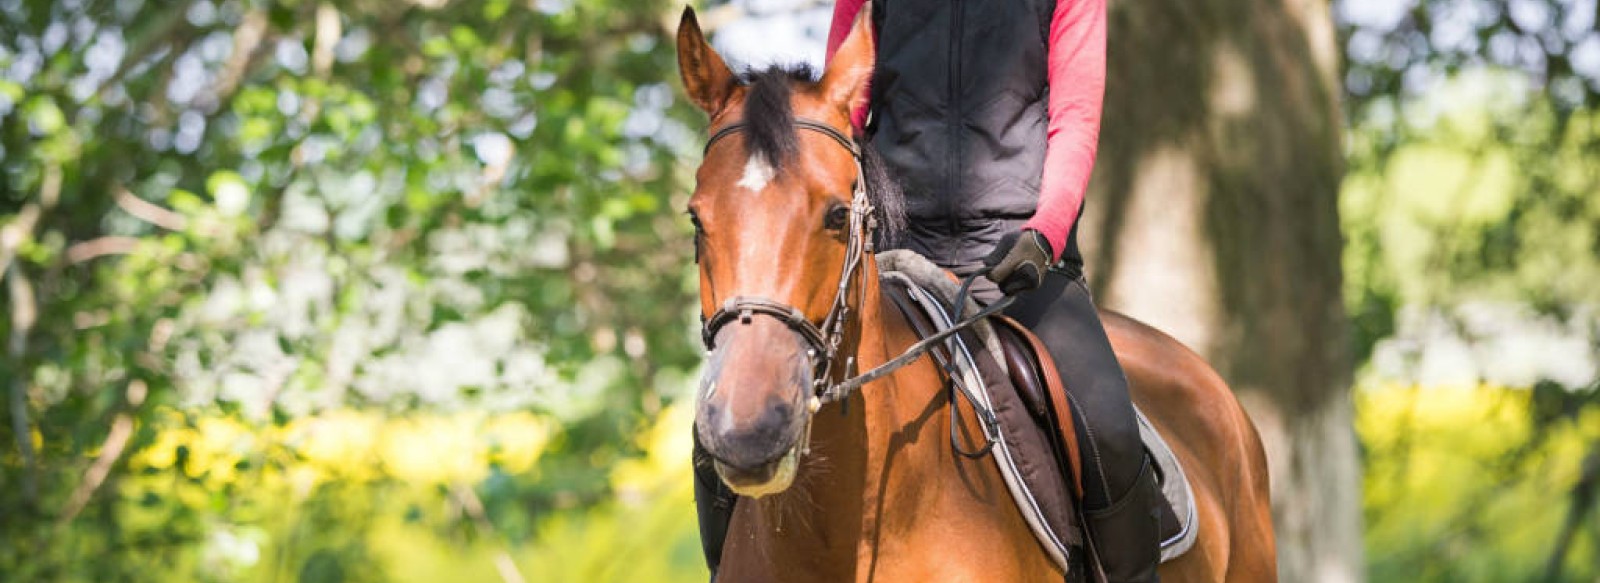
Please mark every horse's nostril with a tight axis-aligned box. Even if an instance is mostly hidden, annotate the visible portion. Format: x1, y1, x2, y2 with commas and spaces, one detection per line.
701, 403, 727, 434
757, 401, 795, 437
698, 394, 805, 466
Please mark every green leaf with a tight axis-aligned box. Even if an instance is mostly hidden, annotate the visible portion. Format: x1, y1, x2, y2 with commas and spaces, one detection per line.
24, 96, 66, 136
485, 0, 512, 20
450, 26, 481, 51
167, 189, 204, 215
0, 80, 24, 103
207, 171, 251, 216
422, 36, 452, 58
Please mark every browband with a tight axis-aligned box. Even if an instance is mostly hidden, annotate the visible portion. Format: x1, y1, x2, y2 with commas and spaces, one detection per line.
704, 119, 861, 160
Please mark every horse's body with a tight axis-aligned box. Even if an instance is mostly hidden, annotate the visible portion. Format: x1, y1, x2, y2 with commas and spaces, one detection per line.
714, 268, 1276, 582
677, 7, 1275, 581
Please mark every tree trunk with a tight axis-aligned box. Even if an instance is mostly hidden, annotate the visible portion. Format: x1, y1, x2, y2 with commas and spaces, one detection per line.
1082, 1, 1361, 581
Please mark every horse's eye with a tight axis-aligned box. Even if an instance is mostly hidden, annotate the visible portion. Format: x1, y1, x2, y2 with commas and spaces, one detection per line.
687, 209, 704, 262
824, 203, 850, 231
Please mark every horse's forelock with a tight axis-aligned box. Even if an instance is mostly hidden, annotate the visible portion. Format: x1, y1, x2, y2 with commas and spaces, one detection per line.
738, 65, 813, 171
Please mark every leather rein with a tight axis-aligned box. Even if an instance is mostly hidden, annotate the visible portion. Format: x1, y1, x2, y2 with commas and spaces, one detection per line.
698, 118, 1015, 417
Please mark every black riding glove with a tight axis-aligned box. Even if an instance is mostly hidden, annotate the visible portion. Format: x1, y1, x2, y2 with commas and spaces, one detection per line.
983, 229, 1054, 296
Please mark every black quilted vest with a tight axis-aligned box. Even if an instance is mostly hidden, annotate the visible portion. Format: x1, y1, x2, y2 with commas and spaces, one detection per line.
867, 0, 1082, 270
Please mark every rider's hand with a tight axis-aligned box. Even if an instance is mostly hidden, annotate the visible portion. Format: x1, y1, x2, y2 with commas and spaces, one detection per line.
983, 229, 1054, 296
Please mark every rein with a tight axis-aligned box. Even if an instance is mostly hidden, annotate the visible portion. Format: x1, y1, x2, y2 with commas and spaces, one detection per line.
698, 118, 1012, 451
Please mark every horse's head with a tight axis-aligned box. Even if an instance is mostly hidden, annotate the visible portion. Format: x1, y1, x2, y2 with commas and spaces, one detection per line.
677, 7, 877, 497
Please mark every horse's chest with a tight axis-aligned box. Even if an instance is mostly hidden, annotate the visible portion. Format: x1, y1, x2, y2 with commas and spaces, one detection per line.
861, 525, 1054, 582
720, 557, 1038, 583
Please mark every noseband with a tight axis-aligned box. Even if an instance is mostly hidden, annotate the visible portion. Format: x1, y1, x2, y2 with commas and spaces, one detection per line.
699, 118, 875, 409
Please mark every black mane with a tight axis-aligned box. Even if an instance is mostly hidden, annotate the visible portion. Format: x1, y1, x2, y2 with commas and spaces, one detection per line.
735, 64, 907, 238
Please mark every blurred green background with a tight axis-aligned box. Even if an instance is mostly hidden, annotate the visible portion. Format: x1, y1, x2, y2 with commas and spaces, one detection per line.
1, 0, 1598, 581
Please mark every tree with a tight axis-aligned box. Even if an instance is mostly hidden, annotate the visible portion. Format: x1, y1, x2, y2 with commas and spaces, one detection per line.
1, 0, 706, 579
1336, 1, 1600, 579
1081, 1, 1359, 580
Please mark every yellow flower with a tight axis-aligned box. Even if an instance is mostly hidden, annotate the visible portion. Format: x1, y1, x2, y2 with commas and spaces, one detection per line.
380, 414, 489, 485
611, 403, 694, 496
285, 409, 383, 480
186, 417, 255, 485
483, 412, 551, 475
134, 425, 196, 471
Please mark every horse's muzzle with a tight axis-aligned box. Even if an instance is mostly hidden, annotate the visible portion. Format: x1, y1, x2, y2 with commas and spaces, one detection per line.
696, 319, 813, 496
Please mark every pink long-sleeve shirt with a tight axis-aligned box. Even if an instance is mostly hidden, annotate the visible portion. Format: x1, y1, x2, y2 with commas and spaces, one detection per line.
826, 0, 1107, 261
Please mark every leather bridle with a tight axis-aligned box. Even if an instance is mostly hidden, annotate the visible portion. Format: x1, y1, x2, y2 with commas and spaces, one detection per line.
699, 118, 875, 410
697, 117, 1017, 428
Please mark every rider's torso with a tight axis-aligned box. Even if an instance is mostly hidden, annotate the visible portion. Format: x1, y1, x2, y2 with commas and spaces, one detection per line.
867, 0, 1057, 268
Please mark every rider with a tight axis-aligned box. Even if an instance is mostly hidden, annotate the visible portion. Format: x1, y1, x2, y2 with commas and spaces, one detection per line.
695, 0, 1163, 581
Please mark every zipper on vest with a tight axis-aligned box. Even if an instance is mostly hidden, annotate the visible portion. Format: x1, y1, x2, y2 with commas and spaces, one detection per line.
945, 0, 963, 263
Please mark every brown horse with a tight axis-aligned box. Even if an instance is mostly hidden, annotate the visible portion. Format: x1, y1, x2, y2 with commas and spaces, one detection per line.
678, 7, 1276, 582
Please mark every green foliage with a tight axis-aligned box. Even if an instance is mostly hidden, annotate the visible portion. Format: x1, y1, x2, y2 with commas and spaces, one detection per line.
5, 0, 1595, 580
1340, 0, 1600, 114
1358, 383, 1600, 582
1338, 1, 1600, 359
0, 405, 701, 582
1342, 71, 1600, 319
1, 0, 706, 579
1339, 3, 1600, 580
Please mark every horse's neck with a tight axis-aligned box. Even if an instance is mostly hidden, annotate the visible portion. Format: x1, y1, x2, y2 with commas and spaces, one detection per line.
848, 259, 957, 515
743, 258, 950, 572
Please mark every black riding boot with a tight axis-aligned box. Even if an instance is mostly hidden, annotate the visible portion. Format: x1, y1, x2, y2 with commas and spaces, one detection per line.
1084, 454, 1163, 583
693, 433, 737, 581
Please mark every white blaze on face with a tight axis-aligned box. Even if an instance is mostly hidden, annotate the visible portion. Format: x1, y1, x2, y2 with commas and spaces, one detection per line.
736, 155, 776, 192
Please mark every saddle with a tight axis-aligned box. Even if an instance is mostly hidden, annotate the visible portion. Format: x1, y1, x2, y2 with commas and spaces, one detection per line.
876, 250, 1198, 573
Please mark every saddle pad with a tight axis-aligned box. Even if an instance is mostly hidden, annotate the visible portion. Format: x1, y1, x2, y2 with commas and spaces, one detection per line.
877, 249, 1199, 566
1139, 408, 1200, 561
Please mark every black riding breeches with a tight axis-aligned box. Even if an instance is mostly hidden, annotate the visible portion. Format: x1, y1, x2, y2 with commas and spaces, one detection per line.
994, 267, 1144, 510
692, 432, 735, 573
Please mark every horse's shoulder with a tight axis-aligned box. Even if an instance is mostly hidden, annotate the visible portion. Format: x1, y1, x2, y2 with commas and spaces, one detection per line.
1096, 308, 1240, 435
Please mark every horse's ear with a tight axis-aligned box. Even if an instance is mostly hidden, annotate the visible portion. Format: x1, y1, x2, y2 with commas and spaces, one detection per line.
819, 3, 874, 116
677, 7, 735, 116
